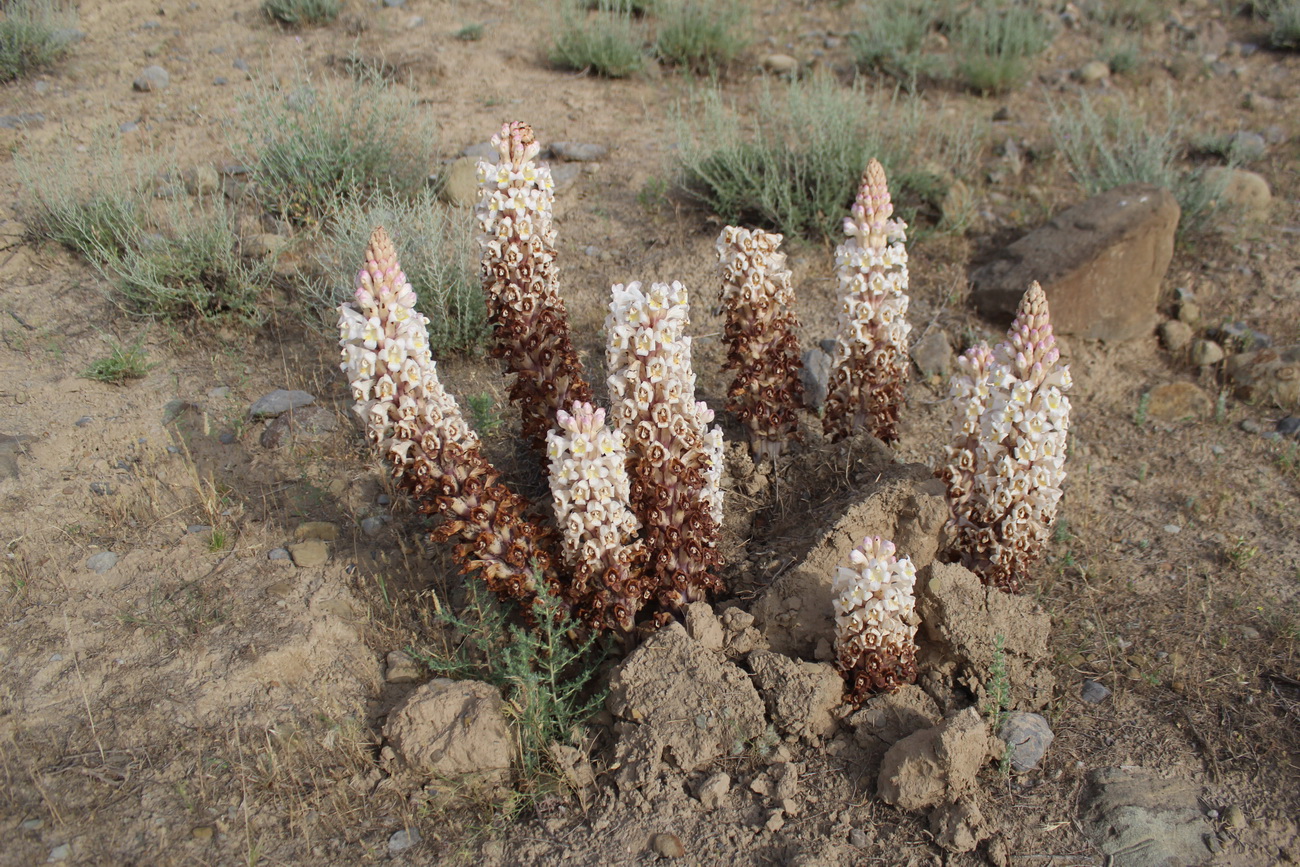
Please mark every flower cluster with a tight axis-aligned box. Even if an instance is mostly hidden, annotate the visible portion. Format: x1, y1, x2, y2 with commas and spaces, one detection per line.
606, 280, 724, 614
715, 226, 805, 461
546, 402, 648, 632
833, 536, 920, 702
823, 159, 912, 444
941, 281, 1072, 593
339, 226, 559, 614
476, 121, 593, 453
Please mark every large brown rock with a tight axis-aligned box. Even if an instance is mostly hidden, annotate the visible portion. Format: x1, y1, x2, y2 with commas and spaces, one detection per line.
971, 184, 1179, 341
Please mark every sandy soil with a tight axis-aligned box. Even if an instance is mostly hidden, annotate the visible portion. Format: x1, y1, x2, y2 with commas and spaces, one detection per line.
0, 0, 1297, 865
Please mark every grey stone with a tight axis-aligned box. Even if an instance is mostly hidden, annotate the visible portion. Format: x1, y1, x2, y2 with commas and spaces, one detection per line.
1081, 679, 1111, 703
1189, 339, 1224, 366
186, 524, 211, 535
133, 66, 170, 92
970, 184, 1178, 342
385, 650, 422, 684
800, 347, 833, 410
218, 431, 237, 445
288, 540, 328, 567
47, 843, 70, 862
849, 827, 870, 848
1080, 767, 1209, 866
439, 156, 479, 207
1277, 416, 1300, 437
1212, 321, 1270, 351
89, 482, 114, 495
212, 76, 228, 86
762, 54, 799, 75
0, 113, 45, 129
911, 330, 954, 378
382, 0, 405, 6
361, 516, 385, 537
75, 416, 93, 427
462, 142, 497, 160
0, 432, 33, 480
999, 711, 1053, 772
1159, 320, 1193, 352
388, 829, 419, 853
86, 552, 119, 573
249, 389, 315, 418
550, 163, 582, 191
267, 547, 291, 561
119, 122, 138, 134
550, 141, 608, 162
1225, 131, 1266, 162
232, 58, 249, 71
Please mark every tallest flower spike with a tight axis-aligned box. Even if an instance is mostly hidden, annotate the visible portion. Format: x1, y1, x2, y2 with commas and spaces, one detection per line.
823, 159, 912, 444
475, 122, 594, 455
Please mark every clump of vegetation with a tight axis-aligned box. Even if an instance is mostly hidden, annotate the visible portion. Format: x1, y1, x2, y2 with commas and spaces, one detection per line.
0, 0, 79, 82
416, 582, 607, 792
653, 0, 748, 74
1092, 0, 1162, 27
952, 4, 1054, 94
1049, 93, 1231, 236
675, 77, 986, 241
550, 1, 646, 77
261, 0, 340, 27
307, 189, 485, 353
232, 71, 439, 224
849, 0, 949, 86
83, 333, 155, 384
1266, 0, 1300, 48
454, 22, 485, 41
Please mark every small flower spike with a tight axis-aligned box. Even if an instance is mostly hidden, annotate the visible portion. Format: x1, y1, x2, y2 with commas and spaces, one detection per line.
715, 225, 805, 462
833, 536, 920, 703
941, 282, 1072, 593
546, 401, 648, 632
475, 121, 594, 454
339, 226, 560, 615
606, 280, 724, 615
823, 159, 912, 444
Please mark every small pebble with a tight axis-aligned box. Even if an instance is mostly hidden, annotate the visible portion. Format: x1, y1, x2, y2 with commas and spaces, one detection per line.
376, 493, 391, 506
119, 121, 139, 134
267, 547, 291, 561
75, 416, 93, 427
388, 829, 419, 854
1277, 417, 1300, 437
1223, 805, 1246, 828
361, 516, 385, 537
218, 431, 237, 445
1081, 679, 1111, 704
89, 482, 113, 495
1210, 444, 1225, 455
1164, 524, 1182, 534
212, 76, 228, 86
1240, 419, 1264, 434
21, 818, 43, 831
651, 833, 685, 858
232, 58, 249, 71
849, 828, 869, 848
186, 524, 211, 535
133, 65, 170, 92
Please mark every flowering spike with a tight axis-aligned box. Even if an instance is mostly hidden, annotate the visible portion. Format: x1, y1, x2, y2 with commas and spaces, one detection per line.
475, 121, 594, 455
606, 280, 724, 615
339, 226, 561, 615
546, 401, 648, 632
940, 282, 1072, 593
824, 159, 912, 444
715, 226, 805, 461
833, 536, 919, 702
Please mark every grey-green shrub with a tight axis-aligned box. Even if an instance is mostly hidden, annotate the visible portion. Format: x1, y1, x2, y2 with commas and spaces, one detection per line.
1265, 0, 1300, 48
0, 0, 78, 82
550, 1, 646, 77
262, 0, 341, 27
953, 4, 1053, 94
307, 189, 485, 354
849, 0, 949, 86
1049, 93, 1231, 236
232, 71, 439, 223
654, 0, 748, 74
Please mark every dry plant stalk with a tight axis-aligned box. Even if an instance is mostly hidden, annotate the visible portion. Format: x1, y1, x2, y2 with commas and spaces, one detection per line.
833, 536, 919, 702
823, 159, 912, 444
546, 401, 649, 632
606, 280, 724, 615
475, 121, 594, 453
338, 226, 560, 613
715, 225, 805, 462
941, 281, 1072, 593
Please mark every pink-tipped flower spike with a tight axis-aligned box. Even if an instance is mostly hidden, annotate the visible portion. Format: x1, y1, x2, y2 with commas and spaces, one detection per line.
823, 159, 912, 444
606, 280, 724, 615
940, 282, 1072, 593
546, 401, 648, 632
475, 121, 594, 455
715, 225, 806, 462
339, 226, 561, 616
833, 536, 920, 703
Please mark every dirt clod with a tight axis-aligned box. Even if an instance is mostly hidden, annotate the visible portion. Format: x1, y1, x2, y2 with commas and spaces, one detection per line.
383, 680, 512, 789
748, 649, 843, 742
877, 708, 992, 812
929, 797, 988, 853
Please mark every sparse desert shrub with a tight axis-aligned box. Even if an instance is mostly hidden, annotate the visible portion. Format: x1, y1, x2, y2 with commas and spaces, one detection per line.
1264, 0, 1300, 48
550, 1, 646, 77
232, 71, 439, 223
454, 22, 485, 41
83, 333, 155, 384
849, 0, 949, 85
261, 0, 340, 27
952, 4, 1053, 94
1049, 93, 1230, 236
654, 0, 748, 74
308, 189, 485, 354
0, 0, 78, 82
14, 137, 150, 262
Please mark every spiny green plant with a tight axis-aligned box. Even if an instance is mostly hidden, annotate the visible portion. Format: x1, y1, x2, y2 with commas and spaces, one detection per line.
232, 70, 439, 224
952, 4, 1053, 95
983, 633, 1014, 775
550, 0, 646, 77
415, 580, 607, 789
653, 0, 748, 74
306, 189, 485, 353
261, 0, 340, 27
0, 0, 79, 82
467, 393, 505, 437
83, 333, 155, 384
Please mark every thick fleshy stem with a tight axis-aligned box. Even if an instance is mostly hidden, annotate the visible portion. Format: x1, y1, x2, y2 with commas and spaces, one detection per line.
833, 536, 919, 702
715, 226, 805, 462
939, 282, 1072, 593
546, 401, 649, 632
339, 226, 561, 615
823, 159, 912, 444
606, 280, 724, 615
475, 121, 594, 455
